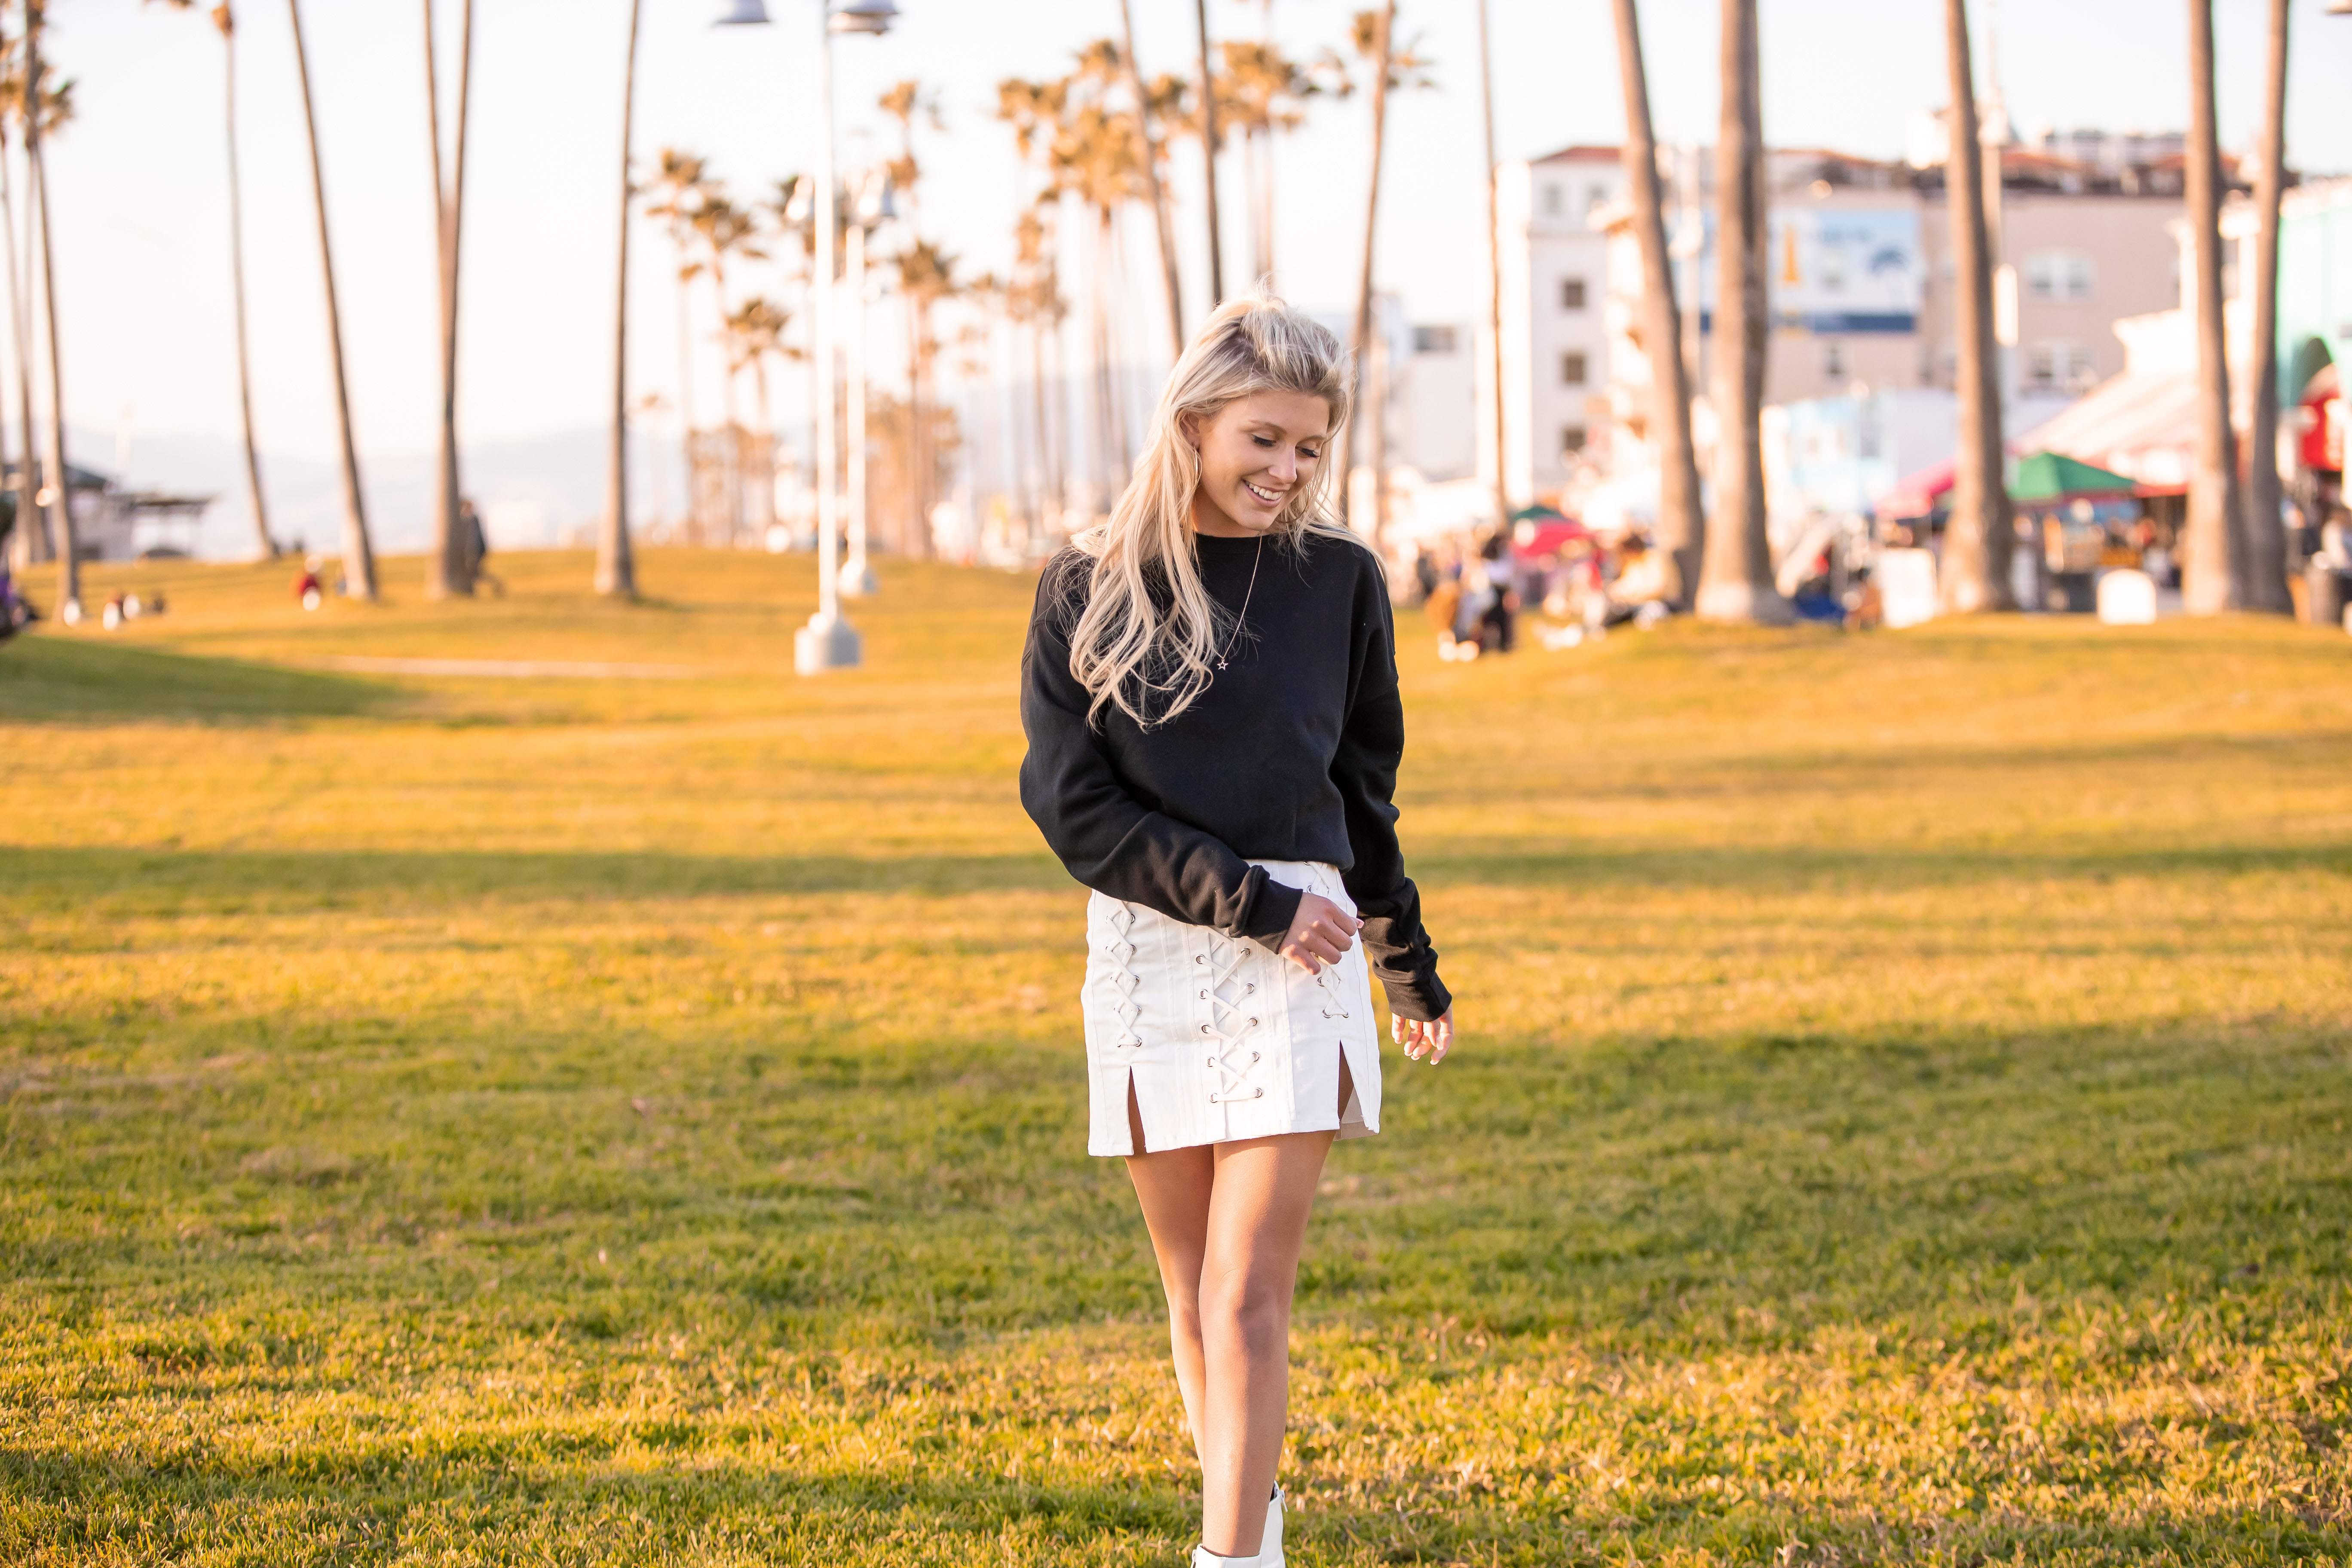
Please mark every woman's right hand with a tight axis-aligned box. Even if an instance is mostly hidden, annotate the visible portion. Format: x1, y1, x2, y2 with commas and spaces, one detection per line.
1278, 892, 1360, 975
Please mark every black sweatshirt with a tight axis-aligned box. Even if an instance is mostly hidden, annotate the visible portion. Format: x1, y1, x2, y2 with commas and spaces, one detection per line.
1018, 529, 1451, 1022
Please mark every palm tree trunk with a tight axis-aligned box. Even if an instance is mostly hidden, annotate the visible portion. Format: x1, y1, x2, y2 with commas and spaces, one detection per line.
1479, 0, 1513, 534
28, 153, 72, 608
597, 0, 643, 597
675, 253, 698, 542
1609, 0, 1703, 607
1694, 0, 1786, 624
1193, 0, 1225, 308
21, 9, 73, 608
713, 264, 740, 548
288, 0, 377, 600
750, 356, 775, 536
1338, 0, 1395, 533
423, 0, 474, 598
221, 21, 275, 560
0, 121, 41, 576
1939, 0, 2013, 614
2181, 0, 2242, 616
2240, 0, 2291, 614
1028, 310, 1052, 534
1116, 0, 1185, 352
1093, 211, 1118, 500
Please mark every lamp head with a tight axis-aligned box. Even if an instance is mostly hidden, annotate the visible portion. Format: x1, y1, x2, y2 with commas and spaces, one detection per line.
829, 0, 897, 34
712, 0, 770, 24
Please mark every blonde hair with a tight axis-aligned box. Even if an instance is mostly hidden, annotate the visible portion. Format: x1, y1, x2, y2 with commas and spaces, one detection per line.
1064, 291, 1355, 728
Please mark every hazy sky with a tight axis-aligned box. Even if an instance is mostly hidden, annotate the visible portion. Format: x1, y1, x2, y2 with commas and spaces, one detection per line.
39, 0, 2352, 474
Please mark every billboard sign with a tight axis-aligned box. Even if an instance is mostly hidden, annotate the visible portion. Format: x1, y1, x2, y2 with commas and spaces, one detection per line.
1766, 207, 1922, 334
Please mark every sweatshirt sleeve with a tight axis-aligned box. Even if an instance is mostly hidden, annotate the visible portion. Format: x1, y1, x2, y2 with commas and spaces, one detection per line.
1018, 558, 1303, 943
1330, 564, 1452, 1022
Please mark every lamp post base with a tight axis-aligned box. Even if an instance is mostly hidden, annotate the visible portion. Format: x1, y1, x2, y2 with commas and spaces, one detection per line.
840, 557, 879, 597
793, 609, 864, 674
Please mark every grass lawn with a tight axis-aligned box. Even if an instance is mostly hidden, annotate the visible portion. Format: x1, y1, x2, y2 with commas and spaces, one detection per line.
2, 548, 2349, 1566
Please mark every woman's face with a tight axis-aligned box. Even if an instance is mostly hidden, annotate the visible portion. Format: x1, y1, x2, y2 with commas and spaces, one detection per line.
1187, 391, 1334, 537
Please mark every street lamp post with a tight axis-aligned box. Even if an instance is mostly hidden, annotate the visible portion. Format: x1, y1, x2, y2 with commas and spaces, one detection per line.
842, 168, 893, 598
717, 0, 895, 673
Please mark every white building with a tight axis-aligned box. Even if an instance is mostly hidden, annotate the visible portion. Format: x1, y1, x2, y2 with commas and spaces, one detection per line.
1490, 146, 1625, 507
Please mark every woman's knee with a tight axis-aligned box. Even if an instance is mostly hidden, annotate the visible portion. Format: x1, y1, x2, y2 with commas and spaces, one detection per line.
1201, 1269, 1290, 1354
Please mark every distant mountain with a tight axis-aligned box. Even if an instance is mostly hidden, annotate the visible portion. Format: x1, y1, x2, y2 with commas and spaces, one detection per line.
80, 425, 685, 561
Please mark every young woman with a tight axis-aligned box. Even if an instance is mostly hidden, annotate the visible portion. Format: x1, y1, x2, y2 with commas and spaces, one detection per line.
1020, 294, 1455, 1567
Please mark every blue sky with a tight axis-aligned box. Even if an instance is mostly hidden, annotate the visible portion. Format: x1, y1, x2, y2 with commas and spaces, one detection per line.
39, 0, 2352, 476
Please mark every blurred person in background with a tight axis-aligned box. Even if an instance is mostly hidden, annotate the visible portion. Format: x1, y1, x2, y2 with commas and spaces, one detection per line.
461, 499, 506, 598
1476, 533, 1517, 653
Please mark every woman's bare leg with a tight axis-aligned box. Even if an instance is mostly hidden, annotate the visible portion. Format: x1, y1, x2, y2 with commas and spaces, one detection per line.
1122, 1057, 1354, 1558
1194, 1130, 1333, 1556
1124, 1088, 1216, 1453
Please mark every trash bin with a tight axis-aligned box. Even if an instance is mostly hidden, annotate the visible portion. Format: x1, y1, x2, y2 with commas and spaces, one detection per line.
2306, 559, 2347, 628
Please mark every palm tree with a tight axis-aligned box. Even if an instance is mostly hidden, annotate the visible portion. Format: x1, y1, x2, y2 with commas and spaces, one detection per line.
880, 80, 945, 554
724, 294, 792, 536
151, 1, 273, 560
1327, 6, 1431, 536
1038, 55, 1151, 491
894, 238, 961, 556
876, 79, 938, 225
0, 21, 48, 575
1607, 0, 1703, 607
2240, 0, 2291, 614
1110, 11, 1183, 350
288, 0, 376, 599
1694, 0, 1786, 624
1213, 38, 1314, 288
996, 86, 1070, 534
1937, 0, 2012, 614
597, 0, 644, 598
22, 3, 76, 611
1192, 0, 1225, 307
691, 191, 763, 545
2180, 0, 2241, 616
646, 149, 712, 539
423, 0, 475, 599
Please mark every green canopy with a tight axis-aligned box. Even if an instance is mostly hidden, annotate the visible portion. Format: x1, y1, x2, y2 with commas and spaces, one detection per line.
2009, 450, 2138, 502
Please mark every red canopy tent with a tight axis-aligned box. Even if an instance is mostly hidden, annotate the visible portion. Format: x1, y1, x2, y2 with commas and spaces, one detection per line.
1509, 506, 1595, 557
1876, 459, 1954, 520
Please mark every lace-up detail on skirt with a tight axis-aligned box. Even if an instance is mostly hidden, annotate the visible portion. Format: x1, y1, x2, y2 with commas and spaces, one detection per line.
1099, 903, 1144, 1052
1196, 936, 1265, 1104
1080, 860, 1379, 1156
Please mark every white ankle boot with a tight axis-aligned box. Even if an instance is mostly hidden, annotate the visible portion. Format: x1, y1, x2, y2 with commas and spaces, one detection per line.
1189, 1486, 1284, 1568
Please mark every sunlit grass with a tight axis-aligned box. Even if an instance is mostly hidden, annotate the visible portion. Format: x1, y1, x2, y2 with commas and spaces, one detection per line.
2, 548, 2348, 1564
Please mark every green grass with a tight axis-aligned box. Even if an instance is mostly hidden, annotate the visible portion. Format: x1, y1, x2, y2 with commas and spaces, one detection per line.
3, 548, 2349, 1565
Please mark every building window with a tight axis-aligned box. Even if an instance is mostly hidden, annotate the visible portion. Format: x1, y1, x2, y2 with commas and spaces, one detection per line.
1560, 351, 1588, 385
2025, 251, 2094, 303
1561, 424, 1589, 455
1541, 182, 1565, 217
1412, 325, 1459, 355
1822, 340, 1847, 377
1585, 184, 1609, 216
1560, 277, 1588, 311
2026, 343, 2100, 392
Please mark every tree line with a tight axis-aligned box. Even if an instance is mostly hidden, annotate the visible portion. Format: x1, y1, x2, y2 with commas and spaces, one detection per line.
1610, 0, 2300, 623
0, 2, 2300, 623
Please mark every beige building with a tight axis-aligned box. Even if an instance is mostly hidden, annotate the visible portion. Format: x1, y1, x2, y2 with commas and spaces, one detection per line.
1597, 146, 2199, 474
1917, 192, 2182, 398
1490, 146, 1625, 506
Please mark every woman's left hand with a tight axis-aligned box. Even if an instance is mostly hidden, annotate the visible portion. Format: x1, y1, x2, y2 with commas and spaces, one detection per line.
1394, 1010, 1453, 1065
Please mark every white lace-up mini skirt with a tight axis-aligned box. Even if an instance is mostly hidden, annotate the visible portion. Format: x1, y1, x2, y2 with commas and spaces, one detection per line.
1081, 859, 1381, 1157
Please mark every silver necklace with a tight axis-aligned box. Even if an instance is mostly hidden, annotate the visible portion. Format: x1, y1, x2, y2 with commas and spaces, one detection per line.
1214, 536, 1265, 671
